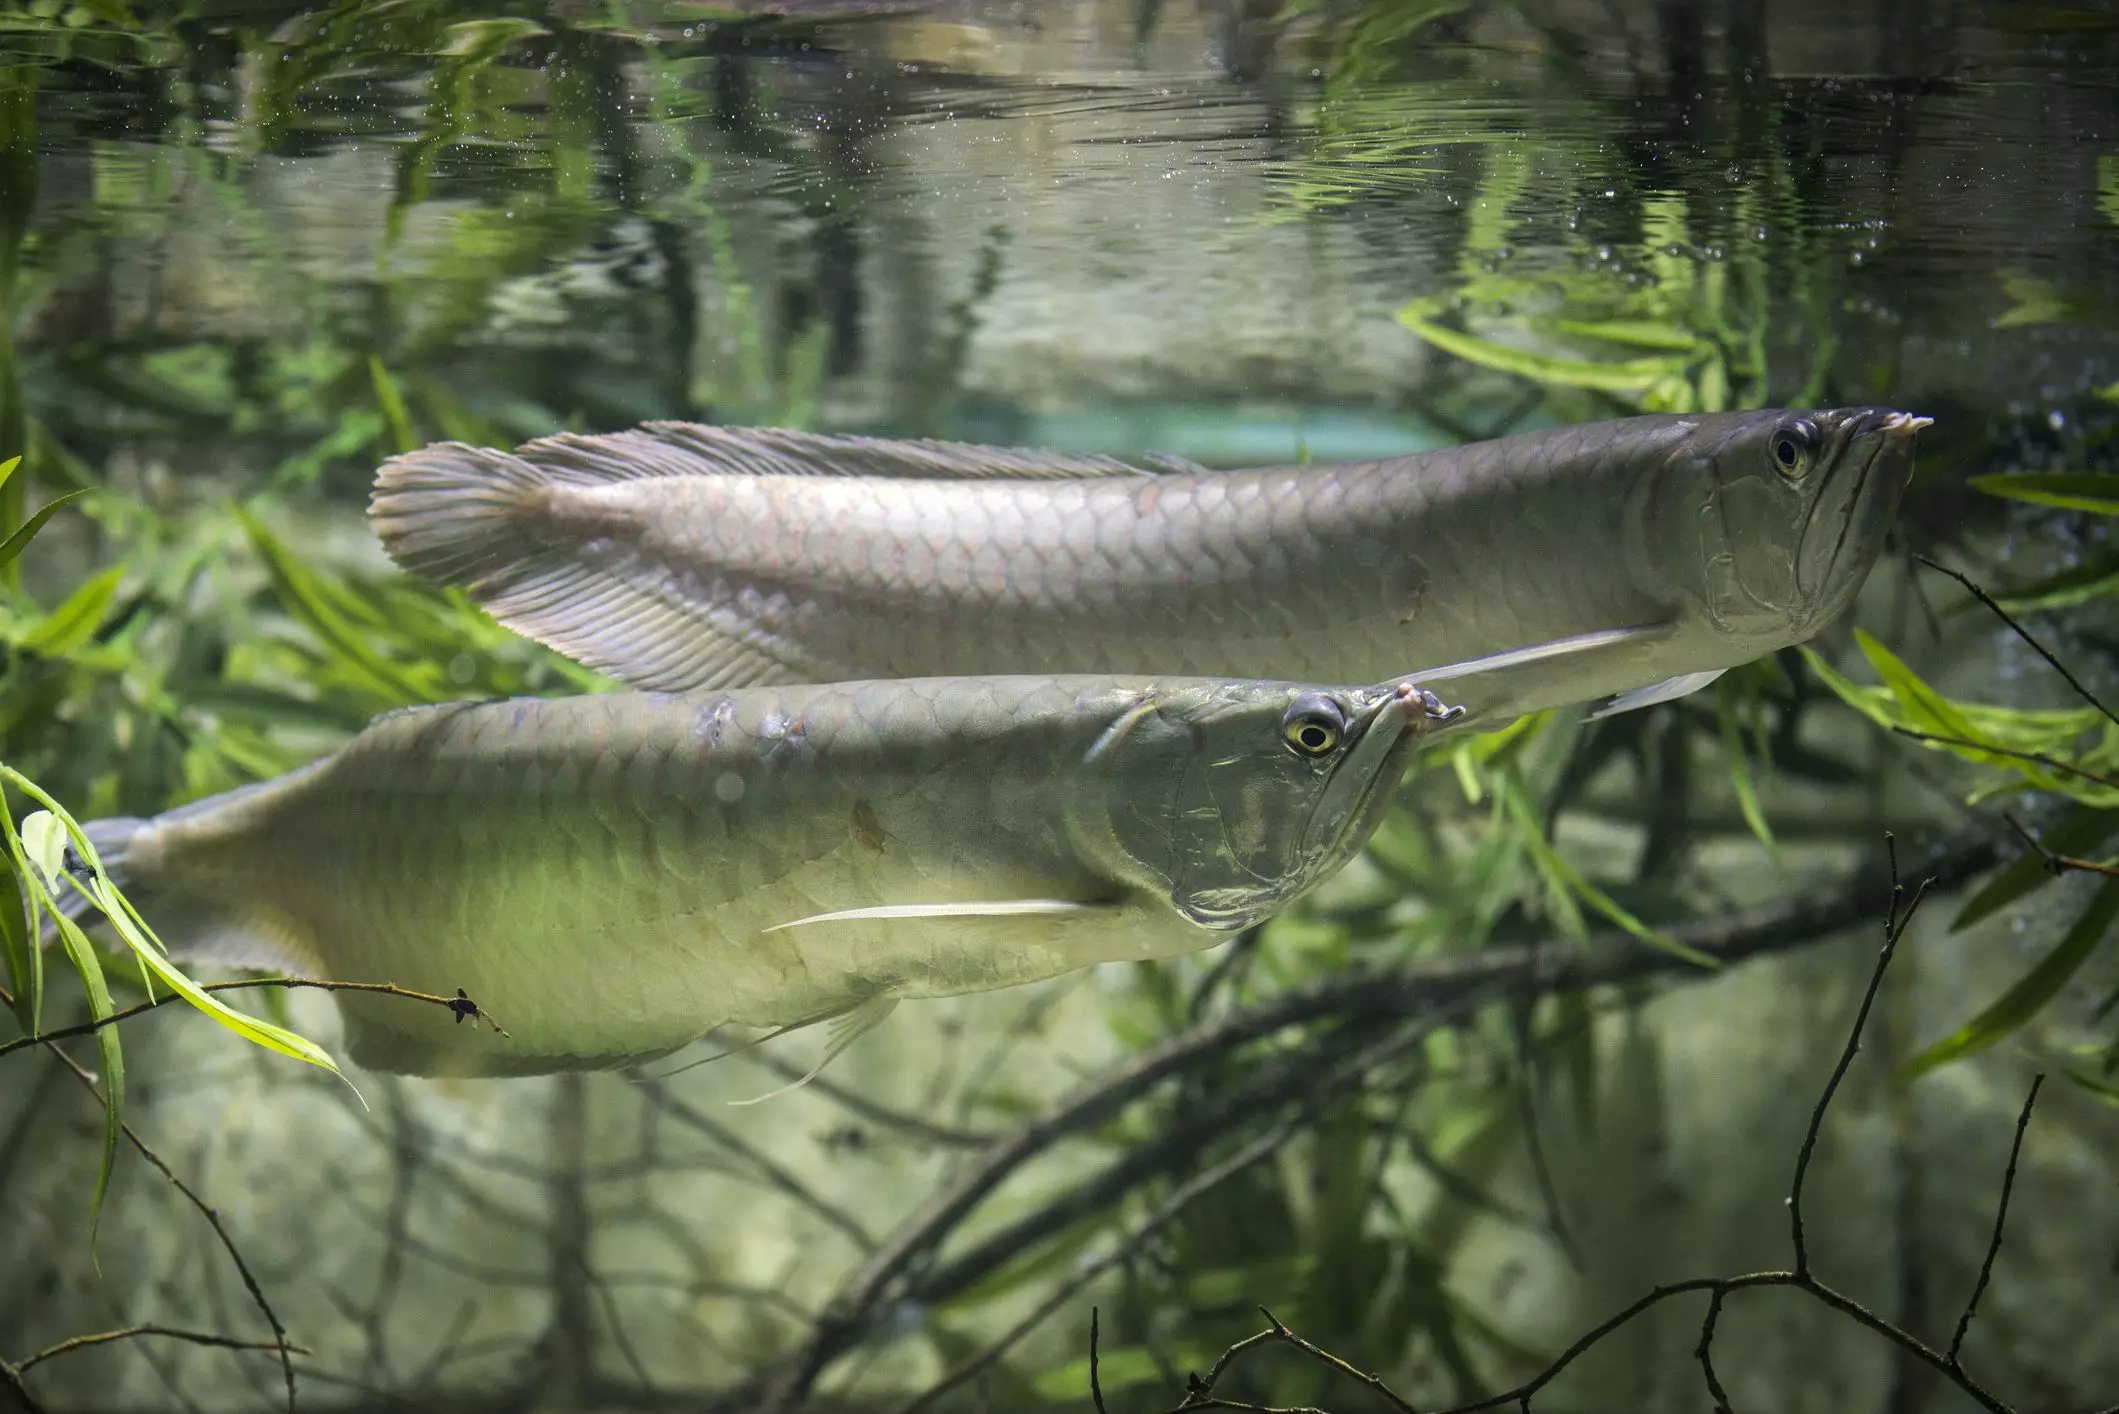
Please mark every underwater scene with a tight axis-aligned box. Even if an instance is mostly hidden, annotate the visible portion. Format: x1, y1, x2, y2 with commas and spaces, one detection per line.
2, 1, 2119, 1411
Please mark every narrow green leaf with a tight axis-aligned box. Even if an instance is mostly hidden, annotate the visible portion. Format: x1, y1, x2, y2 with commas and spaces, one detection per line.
1396, 304, 1682, 393
1970, 472, 2119, 516
0, 489, 92, 570
18, 563, 124, 657
1993, 551, 2119, 613
2061, 1068, 2119, 1104
0, 454, 17, 494
1716, 678, 1776, 852
1900, 876, 2119, 1081
1501, 777, 1715, 966
51, 910, 124, 1250
0, 859, 30, 1032
1854, 630, 1983, 738
1548, 317, 1701, 351
368, 357, 418, 455
1953, 805, 2119, 931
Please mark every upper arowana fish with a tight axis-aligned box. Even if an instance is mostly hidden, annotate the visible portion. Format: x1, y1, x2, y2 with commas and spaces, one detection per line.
368, 407, 1929, 725
59, 674, 1456, 1077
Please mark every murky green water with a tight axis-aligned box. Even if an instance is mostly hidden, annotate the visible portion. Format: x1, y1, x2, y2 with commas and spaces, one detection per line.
5, 5, 2119, 1414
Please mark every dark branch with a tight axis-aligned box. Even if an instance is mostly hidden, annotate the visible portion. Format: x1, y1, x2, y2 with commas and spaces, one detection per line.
1793, 837, 1930, 1277
1889, 726, 2119, 792
1914, 555, 2119, 730
13, 1324, 312, 1374
1948, 1075, 2044, 1367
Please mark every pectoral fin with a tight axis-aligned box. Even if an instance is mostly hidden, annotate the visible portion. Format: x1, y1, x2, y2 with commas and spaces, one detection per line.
727, 995, 901, 1107
762, 899, 1107, 932
1408, 624, 1669, 684
1587, 669, 1727, 720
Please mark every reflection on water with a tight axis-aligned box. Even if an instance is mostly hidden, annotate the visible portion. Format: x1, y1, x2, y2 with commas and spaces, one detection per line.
9, 0, 2119, 487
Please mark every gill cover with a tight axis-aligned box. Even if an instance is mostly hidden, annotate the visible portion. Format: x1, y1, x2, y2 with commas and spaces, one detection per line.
1091, 680, 1442, 932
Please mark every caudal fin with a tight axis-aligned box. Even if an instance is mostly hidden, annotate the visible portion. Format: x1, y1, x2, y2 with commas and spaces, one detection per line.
40, 807, 314, 974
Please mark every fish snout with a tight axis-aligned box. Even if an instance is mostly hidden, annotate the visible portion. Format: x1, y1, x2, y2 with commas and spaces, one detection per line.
1394, 680, 1466, 725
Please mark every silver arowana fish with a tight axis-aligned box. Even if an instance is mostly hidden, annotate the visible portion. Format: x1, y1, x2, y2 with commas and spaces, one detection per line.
65, 674, 1454, 1077
369, 407, 1929, 724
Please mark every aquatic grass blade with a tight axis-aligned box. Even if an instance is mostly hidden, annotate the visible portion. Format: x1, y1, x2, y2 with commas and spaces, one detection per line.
1970, 472, 2119, 516
50, 908, 124, 1251
17, 562, 124, 656
1715, 677, 1776, 852
1395, 302, 1682, 394
0, 857, 29, 1032
1899, 876, 2119, 1082
2, 769, 348, 1082
0, 488, 91, 571
368, 356, 418, 455
0, 453, 16, 493
1499, 774, 1714, 966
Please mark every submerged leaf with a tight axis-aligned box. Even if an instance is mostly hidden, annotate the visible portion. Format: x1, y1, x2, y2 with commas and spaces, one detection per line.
0, 489, 93, 570
51, 909, 124, 1250
18, 563, 125, 657
1970, 472, 2119, 516
1716, 677, 1775, 852
1900, 876, 2119, 1081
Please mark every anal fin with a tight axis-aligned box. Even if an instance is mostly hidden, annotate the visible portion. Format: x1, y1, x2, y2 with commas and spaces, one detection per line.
727, 995, 900, 1107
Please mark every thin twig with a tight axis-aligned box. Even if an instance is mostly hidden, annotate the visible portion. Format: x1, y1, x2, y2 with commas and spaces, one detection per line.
2001, 814, 2119, 880
1695, 1289, 1733, 1414
1915, 555, 2119, 730
1889, 726, 2119, 792
1948, 1075, 2044, 1367
14, 1325, 313, 1374
0, 977, 503, 1060
1792, 838, 1930, 1278
1090, 1309, 1109, 1414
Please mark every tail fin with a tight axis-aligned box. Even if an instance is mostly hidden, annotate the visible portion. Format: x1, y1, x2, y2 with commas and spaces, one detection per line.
40, 805, 313, 973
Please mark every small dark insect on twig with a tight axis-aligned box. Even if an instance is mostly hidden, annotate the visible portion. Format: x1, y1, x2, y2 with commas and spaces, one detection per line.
1128, 837, 2077, 1414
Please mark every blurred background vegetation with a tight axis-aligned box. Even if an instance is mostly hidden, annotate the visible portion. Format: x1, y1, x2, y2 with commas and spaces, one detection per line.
3, 1, 2119, 1412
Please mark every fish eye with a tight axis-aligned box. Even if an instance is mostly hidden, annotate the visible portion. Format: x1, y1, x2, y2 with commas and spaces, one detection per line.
1769, 420, 1818, 480
1281, 694, 1346, 758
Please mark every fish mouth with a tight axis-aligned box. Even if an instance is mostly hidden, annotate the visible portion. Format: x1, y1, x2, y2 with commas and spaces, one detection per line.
1795, 408, 1927, 622
1293, 682, 1455, 880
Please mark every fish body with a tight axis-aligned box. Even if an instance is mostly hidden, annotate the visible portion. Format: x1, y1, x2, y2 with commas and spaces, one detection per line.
71, 675, 1450, 1077
371, 408, 1928, 724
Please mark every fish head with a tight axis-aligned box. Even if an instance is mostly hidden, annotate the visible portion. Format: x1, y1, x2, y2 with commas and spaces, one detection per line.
1087, 677, 1460, 932
1639, 407, 1927, 651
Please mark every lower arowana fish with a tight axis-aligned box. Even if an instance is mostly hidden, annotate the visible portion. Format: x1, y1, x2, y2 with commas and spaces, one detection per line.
59, 674, 1455, 1077
368, 407, 1928, 724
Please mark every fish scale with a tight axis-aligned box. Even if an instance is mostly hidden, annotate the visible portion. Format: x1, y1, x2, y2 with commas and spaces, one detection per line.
370, 408, 1924, 722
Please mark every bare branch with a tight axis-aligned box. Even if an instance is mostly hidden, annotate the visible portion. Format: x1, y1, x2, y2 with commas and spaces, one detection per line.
1914, 555, 2119, 730
1889, 726, 2119, 792
1948, 1075, 2044, 1367
14, 1325, 313, 1374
